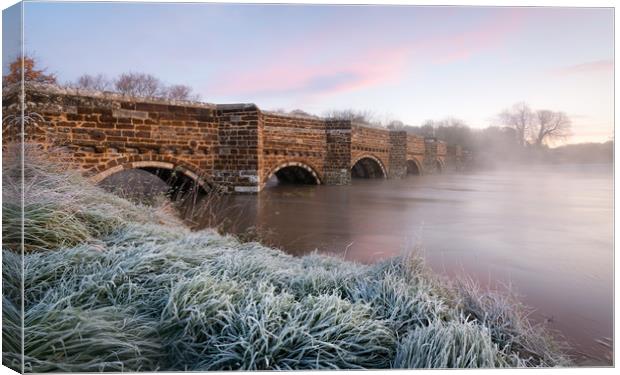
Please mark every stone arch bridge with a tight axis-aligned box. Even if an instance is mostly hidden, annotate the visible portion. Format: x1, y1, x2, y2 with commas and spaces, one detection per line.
3, 84, 463, 193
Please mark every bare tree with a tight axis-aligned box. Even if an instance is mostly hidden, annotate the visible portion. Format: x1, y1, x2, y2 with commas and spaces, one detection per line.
532, 110, 571, 146
324, 109, 380, 126
73, 72, 200, 101
386, 120, 405, 130
433, 118, 473, 146
163, 84, 200, 101
115, 72, 162, 98
419, 120, 437, 137
288, 109, 316, 117
74, 74, 111, 91
499, 102, 533, 147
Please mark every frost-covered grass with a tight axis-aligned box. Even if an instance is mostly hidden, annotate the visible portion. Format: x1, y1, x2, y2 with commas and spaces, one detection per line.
2, 147, 571, 371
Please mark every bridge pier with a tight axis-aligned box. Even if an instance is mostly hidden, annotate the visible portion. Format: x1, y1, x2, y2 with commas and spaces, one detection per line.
324, 120, 352, 185
214, 104, 262, 193
388, 130, 407, 179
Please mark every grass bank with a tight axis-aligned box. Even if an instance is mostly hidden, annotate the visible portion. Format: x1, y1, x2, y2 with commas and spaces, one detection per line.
2, 148, 570, 371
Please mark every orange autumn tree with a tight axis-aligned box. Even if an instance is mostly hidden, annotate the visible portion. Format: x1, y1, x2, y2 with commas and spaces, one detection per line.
3, 55, 57, 85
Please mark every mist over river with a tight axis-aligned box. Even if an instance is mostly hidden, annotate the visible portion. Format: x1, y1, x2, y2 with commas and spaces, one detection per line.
102, 163, 613, 364
187, 163, 613, 365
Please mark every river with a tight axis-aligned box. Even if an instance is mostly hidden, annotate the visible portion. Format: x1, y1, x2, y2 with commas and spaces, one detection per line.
101, 163, 613, 364
185, 163, 613, 365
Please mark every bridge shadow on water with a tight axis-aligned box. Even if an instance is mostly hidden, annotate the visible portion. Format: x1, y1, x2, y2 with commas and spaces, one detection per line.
98, 167, 209, 204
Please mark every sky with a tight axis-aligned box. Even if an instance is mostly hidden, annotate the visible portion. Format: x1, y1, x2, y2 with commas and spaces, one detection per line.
3, 2, 614, 144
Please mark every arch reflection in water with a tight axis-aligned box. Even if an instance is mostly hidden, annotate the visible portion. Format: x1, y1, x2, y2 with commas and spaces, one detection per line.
98, 166, 208, 202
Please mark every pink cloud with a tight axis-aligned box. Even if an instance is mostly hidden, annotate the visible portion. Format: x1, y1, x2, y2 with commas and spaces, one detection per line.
212, 9, 527, 99
213, 44, 412, 98
553, 60, 614, 76
421, 9, 527, 64
308, 46, 413, 100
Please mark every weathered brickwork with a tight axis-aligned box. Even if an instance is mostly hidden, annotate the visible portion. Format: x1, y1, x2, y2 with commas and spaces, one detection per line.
261, 113, 327, 186
446, 144, 464, 172
423, 139, 448, 173
436, 141, 448, 172
214, 104, 263, 193
406, 134, 425, 174
351, 124, 391, 176
3, 83, 462, 193
388, 131, 407, 179
324, 120, 351, 185
4, 84, 218, 189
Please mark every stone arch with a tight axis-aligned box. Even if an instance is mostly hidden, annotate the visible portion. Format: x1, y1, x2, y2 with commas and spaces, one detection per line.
407, 158, 423, 176
351, 155, 387, 179
90, 155, 211, 193
266, 161, 322, 185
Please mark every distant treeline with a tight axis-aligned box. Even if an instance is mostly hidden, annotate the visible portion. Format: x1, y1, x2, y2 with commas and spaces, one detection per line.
319, 104, 597, 166
5, 55, 610, 166
385, 120, 612, 167
546, 141, 613, 164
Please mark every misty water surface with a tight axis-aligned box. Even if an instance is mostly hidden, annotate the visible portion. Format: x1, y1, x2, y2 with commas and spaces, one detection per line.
188, 164, 613, 365
102, 164, 613, 365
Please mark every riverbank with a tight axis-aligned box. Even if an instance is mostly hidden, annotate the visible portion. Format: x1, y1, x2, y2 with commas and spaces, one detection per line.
2, 150, 570, 371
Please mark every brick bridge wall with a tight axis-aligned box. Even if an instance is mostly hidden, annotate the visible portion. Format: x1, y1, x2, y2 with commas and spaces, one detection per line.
3, 83, 461, 193
407, 134, 425, 173
351, 124, 392, 178
261, 112, 327, 188
424, 139, 448, 173
350, 124, 391, 171
446, 144, 464, 172
2, 84, 219, 189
